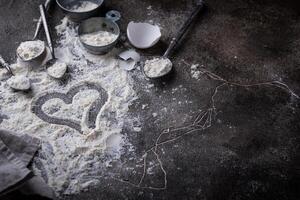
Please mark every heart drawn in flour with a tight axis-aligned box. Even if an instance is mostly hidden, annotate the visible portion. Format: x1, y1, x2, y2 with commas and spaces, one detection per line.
31, 82, 108, 134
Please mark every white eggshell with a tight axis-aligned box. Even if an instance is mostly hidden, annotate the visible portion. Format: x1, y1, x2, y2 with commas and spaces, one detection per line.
119, 49, 141, 62
119, 59, 136, 71
118, 49, 141, 71
127, 22, 161, 49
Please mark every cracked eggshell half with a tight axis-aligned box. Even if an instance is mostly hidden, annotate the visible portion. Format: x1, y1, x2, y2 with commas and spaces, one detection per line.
127, 22, 161, 49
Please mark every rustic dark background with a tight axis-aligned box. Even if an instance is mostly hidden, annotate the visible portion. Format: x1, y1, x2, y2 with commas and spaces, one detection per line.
0, 0, 299, 199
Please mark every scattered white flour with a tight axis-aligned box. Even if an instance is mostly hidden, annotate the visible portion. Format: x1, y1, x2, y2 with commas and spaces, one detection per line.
17, 40, 45, 61
133, 127, 142, 132
144, 58, 172, 78
147, 5, 153, 16
68, 1, 99, 12
47, 62, 67, 79
80, 31, 118, 46
152, 113, 158, 118
6, 75, 31, 91
0, 69, 8, 81
0, 17, 137, 194
190, 64, 205, 80
42, 90, 100, 125
10, 63, 29, 76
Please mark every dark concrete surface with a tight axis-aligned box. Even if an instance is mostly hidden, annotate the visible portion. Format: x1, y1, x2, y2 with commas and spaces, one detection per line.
1, 0, 300, 200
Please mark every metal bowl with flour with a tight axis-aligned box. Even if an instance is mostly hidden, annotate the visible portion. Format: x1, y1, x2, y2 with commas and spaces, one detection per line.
56, 0, 104, 22
78, 16, 120, 55
16, 40, 47, 67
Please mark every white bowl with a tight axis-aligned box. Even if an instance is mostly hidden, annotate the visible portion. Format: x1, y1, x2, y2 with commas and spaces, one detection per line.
127, 22, 161, 49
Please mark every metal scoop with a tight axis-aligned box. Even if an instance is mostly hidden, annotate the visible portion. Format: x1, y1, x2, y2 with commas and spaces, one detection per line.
141, 0, 205, 79
40, 4, 68, 79
15, 3, 51, 65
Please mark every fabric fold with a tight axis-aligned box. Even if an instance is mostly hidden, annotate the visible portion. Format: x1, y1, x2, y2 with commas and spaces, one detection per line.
0, 129, 54, 199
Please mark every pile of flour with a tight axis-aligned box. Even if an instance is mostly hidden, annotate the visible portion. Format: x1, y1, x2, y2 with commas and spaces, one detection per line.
0, 17, 137, 194
6, 75, 31, 91
190, 64, 202, 80
80, 31, 118, 46
144, 58, 172, 78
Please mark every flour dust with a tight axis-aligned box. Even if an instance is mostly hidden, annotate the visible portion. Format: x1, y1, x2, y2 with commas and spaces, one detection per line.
0, 17, 137, 194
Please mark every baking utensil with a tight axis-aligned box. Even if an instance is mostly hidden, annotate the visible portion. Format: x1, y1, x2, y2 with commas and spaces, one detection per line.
40, 4, 68, 79
141, 0, 205, 79
0, 56, 13, 75
39, 4, 57, 67
56, 0, 104, 22
7, 75, 31, 91
16, 40, 47, 67
78, 14, 120, 55
33, 0, 54, 40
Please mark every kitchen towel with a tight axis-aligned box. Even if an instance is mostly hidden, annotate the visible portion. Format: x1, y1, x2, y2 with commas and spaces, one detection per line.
0, 129, 53, 199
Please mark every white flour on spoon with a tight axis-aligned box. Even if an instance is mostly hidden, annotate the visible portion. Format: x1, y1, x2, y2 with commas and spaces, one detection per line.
144, 57, 172, 78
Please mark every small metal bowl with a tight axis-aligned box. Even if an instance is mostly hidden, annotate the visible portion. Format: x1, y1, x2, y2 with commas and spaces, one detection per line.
78, 17, 120, 55
16, 41, 47, 67
56, 0, 104, 22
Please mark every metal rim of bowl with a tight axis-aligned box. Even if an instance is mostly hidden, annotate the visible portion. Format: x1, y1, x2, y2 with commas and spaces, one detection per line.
16, 41, 46, 62
56, 0, 104, 14
78, 17, 120, 49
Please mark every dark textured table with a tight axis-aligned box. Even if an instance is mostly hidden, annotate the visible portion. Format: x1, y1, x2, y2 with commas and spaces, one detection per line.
0, 0, 299, 200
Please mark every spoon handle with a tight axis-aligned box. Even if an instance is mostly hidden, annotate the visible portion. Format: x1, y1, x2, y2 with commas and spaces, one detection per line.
163, 0, 205, 58
0, 56, 13, 75
39, 4, 55, 59
33, 0, 54, 40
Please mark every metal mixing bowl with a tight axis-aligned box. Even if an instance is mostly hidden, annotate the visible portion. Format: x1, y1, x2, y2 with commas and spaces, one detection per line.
56, 0, 104, 22
78, 17, 120, 55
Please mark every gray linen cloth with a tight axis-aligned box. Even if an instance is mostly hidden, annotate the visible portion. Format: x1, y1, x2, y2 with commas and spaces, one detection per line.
0, 129, 54, 199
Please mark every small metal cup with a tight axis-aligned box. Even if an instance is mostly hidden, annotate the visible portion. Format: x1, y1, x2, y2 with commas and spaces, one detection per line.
78, 17, 120, 55
56, 0, 104, 22
16, 41, 47, 68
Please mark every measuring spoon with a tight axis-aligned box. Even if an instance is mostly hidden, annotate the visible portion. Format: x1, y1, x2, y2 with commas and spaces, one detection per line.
141, 0, 205, 79
40, 4, 68, 79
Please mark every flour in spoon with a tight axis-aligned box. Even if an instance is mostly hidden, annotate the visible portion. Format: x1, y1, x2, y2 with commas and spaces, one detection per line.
6, 75, 31, 91
144, 57, 172, 78
47, 61, 67, 79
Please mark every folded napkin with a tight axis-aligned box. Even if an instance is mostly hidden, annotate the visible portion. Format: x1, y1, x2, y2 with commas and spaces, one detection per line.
0, 129, 53, 199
